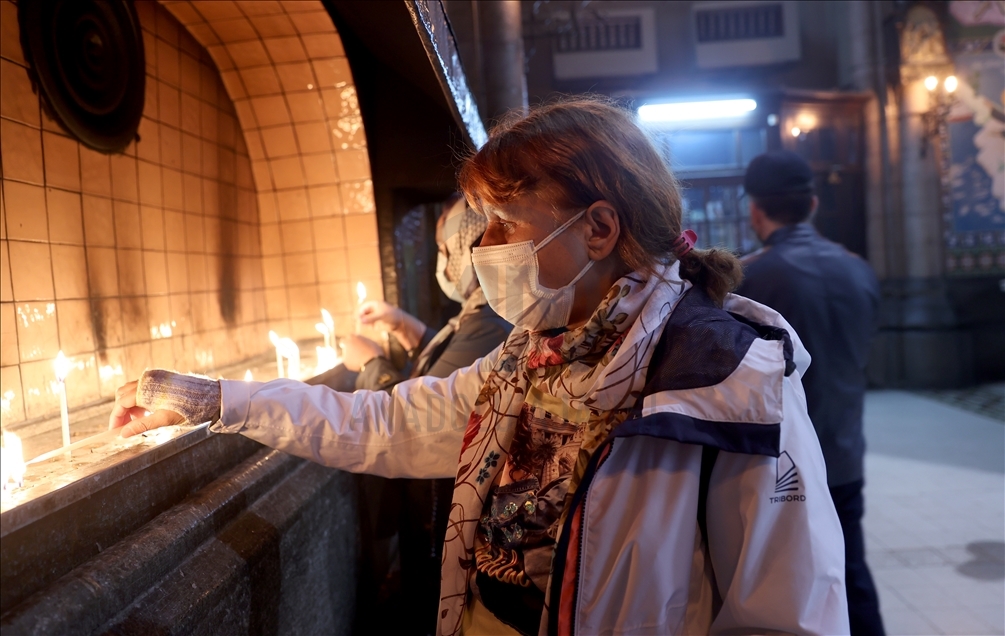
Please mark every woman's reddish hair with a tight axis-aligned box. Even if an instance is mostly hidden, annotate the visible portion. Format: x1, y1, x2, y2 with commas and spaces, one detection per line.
458, 96, 742, 304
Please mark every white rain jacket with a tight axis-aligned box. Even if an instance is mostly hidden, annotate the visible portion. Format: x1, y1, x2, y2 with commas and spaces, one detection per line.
213, 291, 848, 635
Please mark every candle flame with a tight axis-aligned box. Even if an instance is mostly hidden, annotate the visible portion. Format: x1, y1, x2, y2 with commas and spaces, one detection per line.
321, 308, 335, 333
315, 322, 329, 337
53, 351, 72, 382
244, 370, 253, 381
356, 282, 367, 303
268, 330, 280, 346
1, 430, 25, 491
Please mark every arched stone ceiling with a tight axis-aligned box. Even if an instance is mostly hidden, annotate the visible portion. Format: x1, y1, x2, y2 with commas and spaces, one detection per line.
158, 0, 381, 338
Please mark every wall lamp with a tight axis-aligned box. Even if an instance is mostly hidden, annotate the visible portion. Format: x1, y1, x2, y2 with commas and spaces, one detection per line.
925, 74, 958, 93
788, 112, 817, 139
638, 98, 757, 123
921, 74, 957, 157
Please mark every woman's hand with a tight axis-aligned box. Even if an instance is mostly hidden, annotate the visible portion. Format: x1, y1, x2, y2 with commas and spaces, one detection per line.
109, 380, 186, 438
358, 300, 427, 351
340, 335, 385, 372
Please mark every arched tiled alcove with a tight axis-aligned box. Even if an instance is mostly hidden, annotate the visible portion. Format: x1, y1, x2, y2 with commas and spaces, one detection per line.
0, 0, 383, 432
157, 0, 382, 341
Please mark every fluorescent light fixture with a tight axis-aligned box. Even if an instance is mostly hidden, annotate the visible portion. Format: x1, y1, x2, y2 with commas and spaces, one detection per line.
638, 98, 757, 123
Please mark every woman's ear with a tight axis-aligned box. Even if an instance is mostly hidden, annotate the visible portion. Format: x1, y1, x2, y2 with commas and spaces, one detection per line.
583, 201, 620, 260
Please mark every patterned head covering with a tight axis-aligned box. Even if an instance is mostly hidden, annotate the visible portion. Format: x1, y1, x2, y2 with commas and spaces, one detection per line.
439, 195, 488, 301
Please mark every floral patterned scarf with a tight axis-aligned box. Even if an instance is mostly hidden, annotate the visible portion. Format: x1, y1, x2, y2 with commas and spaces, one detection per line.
438, 262, 687, 636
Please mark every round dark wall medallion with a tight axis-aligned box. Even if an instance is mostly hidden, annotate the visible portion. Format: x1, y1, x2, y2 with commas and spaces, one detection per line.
19, 0, 145, 153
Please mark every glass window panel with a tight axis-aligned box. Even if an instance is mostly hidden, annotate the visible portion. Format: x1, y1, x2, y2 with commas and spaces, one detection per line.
706, 185, 741, 220
694, 221, 710, 248
666, 130, 737, 170
681, 180, 756, 253
740, 128, 766, 165
681, 186, 706, 222
708, 221, 729, 248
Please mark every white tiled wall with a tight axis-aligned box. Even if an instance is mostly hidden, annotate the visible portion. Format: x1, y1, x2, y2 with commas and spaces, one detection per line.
0, 0, 381, 431
159, 0, 384, 341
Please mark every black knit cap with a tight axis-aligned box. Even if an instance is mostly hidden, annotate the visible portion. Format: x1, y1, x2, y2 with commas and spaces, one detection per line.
743, 150, 814, 197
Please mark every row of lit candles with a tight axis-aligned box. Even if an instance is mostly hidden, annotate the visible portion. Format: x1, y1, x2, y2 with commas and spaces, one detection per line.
1, 282, 375, 494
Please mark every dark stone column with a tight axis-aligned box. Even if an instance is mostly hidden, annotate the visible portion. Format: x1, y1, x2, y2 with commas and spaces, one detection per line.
473, 0, 528, 123
843, 1, 978, 387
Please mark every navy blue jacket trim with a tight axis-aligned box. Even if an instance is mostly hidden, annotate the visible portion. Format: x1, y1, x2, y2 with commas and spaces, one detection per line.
615, 412, 781, 457
727, 311, 796, 377
642, 288, 757, 393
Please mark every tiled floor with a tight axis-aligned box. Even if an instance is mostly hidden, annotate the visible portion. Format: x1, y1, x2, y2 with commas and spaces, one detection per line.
916, 383, 1005, 422
863, 391, 1005, 635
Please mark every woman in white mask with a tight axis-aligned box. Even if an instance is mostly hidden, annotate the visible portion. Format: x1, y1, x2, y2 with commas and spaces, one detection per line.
111, 97, 848, 636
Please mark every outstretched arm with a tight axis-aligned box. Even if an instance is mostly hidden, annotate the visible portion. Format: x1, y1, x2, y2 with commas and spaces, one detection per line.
110, 344, 502, 479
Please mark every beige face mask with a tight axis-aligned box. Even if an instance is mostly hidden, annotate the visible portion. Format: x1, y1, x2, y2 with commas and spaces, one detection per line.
471, 210, 593, 331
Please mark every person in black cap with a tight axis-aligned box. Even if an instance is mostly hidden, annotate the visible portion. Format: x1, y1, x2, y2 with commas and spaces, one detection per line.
738, 150, 885, 635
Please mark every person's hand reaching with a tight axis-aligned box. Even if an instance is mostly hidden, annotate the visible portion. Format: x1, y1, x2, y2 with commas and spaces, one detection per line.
109, 380, 186, 437
357, 301, 428, 351
340, 335, 385, 372
357, 300, 404, 333
109, 370, 221, 437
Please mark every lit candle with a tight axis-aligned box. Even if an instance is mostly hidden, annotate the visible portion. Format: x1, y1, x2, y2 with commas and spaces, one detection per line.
280, 338, 301, 379
268, 331, 284, 379
321, 308, 336, 343
53, 351, 72, 449
244, 369, 253, 381
355, 282, 367, 334
1, 430, 25, 491
315, 323, 330, 349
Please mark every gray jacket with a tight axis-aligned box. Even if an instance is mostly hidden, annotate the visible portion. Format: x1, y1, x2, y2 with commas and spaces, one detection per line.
356, 303, 511, 390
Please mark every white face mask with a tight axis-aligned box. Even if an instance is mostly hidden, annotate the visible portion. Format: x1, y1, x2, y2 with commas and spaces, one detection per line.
471, 210, 594, 331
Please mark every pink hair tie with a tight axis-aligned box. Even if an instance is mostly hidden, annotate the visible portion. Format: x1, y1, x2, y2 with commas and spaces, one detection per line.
671, 229, 697, 258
